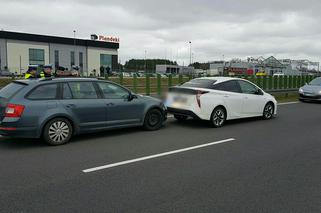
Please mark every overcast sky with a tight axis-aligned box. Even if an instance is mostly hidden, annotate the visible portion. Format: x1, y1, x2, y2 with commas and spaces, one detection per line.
1, 0, 321, 65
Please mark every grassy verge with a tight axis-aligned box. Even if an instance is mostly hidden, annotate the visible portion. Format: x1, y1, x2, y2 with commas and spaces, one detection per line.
271, 92, 299, 103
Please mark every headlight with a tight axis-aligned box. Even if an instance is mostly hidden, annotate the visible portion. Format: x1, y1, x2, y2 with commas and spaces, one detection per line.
299, 88, 304, 93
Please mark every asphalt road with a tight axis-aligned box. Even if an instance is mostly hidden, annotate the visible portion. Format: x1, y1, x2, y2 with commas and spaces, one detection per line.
0, 102, 320, 213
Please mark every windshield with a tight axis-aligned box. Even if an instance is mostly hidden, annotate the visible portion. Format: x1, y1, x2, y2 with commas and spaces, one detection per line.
182, 79, 217, 89
309, 77, 321, 86
0, 83, 25, 99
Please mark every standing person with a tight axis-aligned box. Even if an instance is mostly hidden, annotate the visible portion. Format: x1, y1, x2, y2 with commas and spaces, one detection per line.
71, 65, 80, 77
40, 64, 53, 78
24, 65, 38, 79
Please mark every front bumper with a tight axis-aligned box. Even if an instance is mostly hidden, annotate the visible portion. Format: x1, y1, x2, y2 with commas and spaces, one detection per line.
299, 94, 321, 101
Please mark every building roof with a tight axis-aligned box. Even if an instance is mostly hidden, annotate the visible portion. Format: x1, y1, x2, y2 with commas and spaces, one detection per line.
0, 31, 119, 49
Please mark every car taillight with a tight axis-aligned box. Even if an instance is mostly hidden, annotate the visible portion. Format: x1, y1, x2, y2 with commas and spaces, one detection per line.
5, 104, 25, 118
196, 91, 208, 108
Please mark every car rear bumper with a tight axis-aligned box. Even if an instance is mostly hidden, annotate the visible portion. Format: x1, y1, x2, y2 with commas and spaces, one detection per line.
0, 126, 39, 138
167, 107, 201, 119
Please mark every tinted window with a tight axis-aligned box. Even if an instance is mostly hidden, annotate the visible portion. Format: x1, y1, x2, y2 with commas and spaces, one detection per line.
68, 82, 98, 99
309, 77, 321, 86
63, 83, 73, 99
212, 80, 241, 93
238, 80, 259, 94
28, 84, 58, 100
0, 83, 25, 99
97, 82, 129, 99
182, 79, 216, 89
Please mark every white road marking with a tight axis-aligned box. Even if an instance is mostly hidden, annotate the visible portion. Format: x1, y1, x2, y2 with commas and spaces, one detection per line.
278, 101, 299, 106
83, 138, 236, 173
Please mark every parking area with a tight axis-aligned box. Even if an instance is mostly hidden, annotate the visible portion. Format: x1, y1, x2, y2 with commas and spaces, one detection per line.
0, 102, 320, 212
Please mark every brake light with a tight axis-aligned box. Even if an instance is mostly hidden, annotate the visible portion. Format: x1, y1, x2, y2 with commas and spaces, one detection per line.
5, 104, 25, 118
196, 91, 208, 108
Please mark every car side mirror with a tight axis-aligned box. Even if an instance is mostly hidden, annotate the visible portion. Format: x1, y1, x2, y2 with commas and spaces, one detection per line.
128, 93, 138, 101
255, 89, 263, 95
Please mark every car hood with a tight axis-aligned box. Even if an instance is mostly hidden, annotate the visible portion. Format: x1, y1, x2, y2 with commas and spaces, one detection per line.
138, 94, 162, 103
301, 85, 321, 93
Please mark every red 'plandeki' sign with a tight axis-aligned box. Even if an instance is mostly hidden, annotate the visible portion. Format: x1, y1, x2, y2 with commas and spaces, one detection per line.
98, 35, 120, 43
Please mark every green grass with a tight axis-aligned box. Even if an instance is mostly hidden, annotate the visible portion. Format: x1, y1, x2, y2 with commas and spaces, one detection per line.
271, 92, 299, 103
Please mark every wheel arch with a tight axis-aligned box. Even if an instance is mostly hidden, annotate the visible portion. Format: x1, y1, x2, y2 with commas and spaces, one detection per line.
265, 101, 275, 114
38, 114, 77, 138
210, 105, 227, 119
143, 105, 165, 122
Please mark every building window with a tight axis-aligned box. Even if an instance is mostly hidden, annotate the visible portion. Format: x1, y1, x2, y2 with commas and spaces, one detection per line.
54, 50, 59, 68
29, 49, 45, 65
70, 51, 75, 67
79, 52, 83, 71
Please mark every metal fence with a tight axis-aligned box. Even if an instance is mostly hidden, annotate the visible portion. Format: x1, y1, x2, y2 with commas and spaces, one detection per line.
103, 74, 315, 96
6, 74, 315, 96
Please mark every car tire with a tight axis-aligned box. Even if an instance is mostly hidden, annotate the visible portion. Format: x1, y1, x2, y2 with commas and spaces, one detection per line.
143, 109, 164, 131
210, 107, 226, 128
43, 118, 73, 146
263, 102, 274, 120
174, 114, 188, 121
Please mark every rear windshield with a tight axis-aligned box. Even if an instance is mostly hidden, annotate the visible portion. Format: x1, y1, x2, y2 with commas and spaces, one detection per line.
309, 77, 321, 86
181, 79, 217, 89
0, 83, 25, 99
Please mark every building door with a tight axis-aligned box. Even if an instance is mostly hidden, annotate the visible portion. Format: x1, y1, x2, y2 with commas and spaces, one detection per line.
100, 54, 112, 76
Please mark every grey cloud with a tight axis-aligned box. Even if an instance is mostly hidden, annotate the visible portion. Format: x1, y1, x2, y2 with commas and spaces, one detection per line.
1, 0, 321, 64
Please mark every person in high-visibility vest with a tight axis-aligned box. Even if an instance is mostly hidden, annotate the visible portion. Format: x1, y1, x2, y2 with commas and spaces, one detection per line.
40, 64, 53, 78
24, 65, 38, 79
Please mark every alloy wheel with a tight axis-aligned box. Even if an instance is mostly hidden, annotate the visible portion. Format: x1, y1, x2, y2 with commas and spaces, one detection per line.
212, 108, 225, 127
48, 121, 70, 143
264, 104, 274, 119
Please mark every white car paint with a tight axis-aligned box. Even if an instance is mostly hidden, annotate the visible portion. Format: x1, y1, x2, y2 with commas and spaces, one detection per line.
166, 77, 277, 121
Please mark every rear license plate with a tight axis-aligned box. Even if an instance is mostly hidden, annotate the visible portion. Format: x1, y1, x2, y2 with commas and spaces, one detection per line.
173, 96, 188, 103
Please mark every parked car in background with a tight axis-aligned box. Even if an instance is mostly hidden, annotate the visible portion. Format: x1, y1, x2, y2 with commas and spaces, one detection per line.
0, 78, 166, 145
166, 77, 277, 127
0, 70, 13, 77
299, 77, 321, 102
256, 71, 267, 76
273, 72, 285, 77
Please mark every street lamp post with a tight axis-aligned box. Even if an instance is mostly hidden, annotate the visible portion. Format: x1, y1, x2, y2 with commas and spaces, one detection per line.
144, 50, 147, 73
189, 41, 192, 66
73, 30, 76, 72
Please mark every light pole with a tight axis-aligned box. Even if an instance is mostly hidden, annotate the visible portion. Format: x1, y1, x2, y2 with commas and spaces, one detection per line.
73, 30, 76, 71
189, 41, 192, 66
144, 50, 147, 73
73, 30, 76, 44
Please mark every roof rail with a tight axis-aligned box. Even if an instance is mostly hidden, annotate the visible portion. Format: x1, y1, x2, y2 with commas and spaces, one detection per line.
39, 77, 54, 81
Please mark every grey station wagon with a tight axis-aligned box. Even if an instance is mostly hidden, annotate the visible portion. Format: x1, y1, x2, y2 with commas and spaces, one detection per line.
0, 78, 167, 145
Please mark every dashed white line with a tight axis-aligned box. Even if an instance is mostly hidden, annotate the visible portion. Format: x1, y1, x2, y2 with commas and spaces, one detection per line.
83, 138, 236, 173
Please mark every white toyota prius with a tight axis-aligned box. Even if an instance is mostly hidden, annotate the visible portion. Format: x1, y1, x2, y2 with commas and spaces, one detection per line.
166, 77, 277, 127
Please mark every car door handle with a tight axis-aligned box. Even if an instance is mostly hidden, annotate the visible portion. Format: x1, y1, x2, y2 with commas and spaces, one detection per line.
66, 104, 76, 108
106, 103, 115, 106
